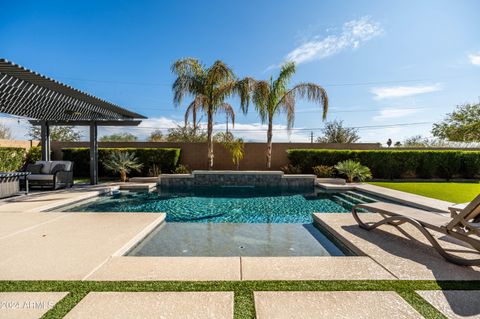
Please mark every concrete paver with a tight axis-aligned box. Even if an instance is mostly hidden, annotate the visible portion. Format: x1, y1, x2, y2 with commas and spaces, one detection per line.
87, 256, 241, 281
241, 256, 395, 280
64, 292, 234, 319
417, 290, 480, 318
254, 291, 422, 319
0, 292, 67, 319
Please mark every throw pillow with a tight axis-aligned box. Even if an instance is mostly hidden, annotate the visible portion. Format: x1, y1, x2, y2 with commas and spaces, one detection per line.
26, 163, 43, 174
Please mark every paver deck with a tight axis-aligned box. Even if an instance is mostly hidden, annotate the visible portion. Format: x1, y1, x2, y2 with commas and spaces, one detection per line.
0, 292, 68, 319
0, 212, 165, 280
417, 290, 480, 318
315, 213, 480, 280
254, 291, 422, 319
64, 292, 234, 319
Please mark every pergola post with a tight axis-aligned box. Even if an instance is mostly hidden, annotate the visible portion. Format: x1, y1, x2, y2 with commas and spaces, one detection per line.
40, 121, 51, 161
89, 121, 98, 185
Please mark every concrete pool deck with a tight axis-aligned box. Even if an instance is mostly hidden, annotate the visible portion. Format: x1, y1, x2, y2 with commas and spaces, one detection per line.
0, 182, 478, 282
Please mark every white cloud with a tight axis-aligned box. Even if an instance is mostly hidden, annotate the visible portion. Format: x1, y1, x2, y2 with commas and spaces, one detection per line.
469, 53, 480, 66
285, 16, 383, 65
370, 84, 441, 100
372, 107, 423, 121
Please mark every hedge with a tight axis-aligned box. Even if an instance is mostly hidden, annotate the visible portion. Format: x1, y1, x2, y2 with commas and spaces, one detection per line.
62, 148, 181, 177
287, 149, 480, 179
0, 147, 26, 172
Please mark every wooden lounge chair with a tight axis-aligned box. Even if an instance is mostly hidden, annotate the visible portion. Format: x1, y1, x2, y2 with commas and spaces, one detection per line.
352, 195, 480, 266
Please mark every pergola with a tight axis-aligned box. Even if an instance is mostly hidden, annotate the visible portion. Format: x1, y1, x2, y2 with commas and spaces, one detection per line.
0, 58, 146, 184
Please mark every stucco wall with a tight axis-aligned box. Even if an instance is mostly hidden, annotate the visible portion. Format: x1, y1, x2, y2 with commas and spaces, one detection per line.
0, 139, 40, 150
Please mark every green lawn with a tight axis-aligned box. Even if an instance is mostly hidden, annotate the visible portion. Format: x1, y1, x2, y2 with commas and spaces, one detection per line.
369, 182, 480, 203
2, 280, 473, 319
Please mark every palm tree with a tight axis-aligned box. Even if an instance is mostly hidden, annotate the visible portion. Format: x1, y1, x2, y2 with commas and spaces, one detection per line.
245, 62, 329, 168
172, 58, 248, 169
102, 151, 143, 182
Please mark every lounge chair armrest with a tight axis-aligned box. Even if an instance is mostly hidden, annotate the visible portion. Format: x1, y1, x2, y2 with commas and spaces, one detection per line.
448, 203, 467, 217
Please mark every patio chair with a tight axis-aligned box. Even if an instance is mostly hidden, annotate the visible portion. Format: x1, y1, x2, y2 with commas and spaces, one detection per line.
352, 195, 480, 266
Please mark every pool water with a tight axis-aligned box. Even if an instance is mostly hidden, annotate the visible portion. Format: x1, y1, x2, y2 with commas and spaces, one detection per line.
62, 186, 374, 223
128, 223, 351, 257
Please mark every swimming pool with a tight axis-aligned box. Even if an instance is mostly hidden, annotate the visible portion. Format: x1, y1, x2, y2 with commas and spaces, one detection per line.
59, 186, 376, 223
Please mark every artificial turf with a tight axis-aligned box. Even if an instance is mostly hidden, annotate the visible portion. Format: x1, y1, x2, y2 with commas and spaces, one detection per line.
3, 280, 479, 319
369, 182, 480, 203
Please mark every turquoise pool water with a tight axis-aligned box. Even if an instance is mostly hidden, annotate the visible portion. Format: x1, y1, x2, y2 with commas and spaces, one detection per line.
62, 186, 373, 223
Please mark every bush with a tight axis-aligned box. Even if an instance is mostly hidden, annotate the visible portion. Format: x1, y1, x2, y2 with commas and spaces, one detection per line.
174, 164, 190, 174
312, 165, 335, 178
280, 164, 302, 174
287, 149, 480, 179
62, 148, 181, 177
26, 146, 41, 164
0, 147, 26, 172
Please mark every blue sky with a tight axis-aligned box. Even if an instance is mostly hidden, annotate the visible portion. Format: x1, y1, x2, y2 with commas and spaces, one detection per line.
1, 0, 480, 143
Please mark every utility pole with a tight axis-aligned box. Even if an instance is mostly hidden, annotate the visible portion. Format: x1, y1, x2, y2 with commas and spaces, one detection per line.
226, 114, 229, 134
310, 131, 314, 143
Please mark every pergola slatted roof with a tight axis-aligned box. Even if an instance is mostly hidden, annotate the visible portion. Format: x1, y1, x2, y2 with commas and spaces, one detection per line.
0, 59, 146, 121
0, 58, 147, 185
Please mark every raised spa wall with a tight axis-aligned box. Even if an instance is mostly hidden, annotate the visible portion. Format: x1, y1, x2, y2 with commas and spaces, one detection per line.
158, 171, 316, 188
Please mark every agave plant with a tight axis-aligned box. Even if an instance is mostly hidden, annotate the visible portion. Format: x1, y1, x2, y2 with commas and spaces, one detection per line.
102, 151, 143, 182
334, 160, 372, 183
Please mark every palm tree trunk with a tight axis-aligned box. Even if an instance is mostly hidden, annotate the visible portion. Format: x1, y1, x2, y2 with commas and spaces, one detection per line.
207, 107, 214, 169
266, 115, 273, 169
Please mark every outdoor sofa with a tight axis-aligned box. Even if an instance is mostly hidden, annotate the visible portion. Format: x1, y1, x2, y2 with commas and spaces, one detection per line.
23, 160, 74, 190
352, 194, 480, 266
0, 172, 29, 198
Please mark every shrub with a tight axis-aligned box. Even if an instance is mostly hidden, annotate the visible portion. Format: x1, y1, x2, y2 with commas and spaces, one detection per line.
312, 165, 335, 178
335, 160, 372, 183
280, 164, 302, 174
287, 149, 480, 179
26, 146, 41, 164
0, 147, 25, 172
174, 164, 191, 174
62, 148, 181, 177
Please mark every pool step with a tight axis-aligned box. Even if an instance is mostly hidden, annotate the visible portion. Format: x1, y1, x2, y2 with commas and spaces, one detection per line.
343, 191, 378, 203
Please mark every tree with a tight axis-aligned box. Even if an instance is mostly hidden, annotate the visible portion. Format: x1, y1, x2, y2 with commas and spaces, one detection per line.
166, 124, 207, 142
245, 62, 328, 168
402, 135, 430, 147
148, 129, 164, 142
315, 120, 359, 143
99, 132, 138, 142
171, 58, 249, 169
29, 125, 82, 142
0, 124, 12, 139
432, 103, 480, 142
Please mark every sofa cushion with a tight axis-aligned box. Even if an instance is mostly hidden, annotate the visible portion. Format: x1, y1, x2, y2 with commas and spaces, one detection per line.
35, 161, 72, 173
26, 163, 43, 174
27, 174, 54, 181
51, 164, 66, 175
35, 161, 52, 174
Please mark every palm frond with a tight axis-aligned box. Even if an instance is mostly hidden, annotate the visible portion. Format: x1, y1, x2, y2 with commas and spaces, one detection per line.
205, 60, 236, 90
234, 77, 256, 114
171, 58, 204, 106
218, 103, 235, 127
184, 95, 206, 127
252, 80, 270, 123
271, 62, 296, 102
279, 82, 329, 120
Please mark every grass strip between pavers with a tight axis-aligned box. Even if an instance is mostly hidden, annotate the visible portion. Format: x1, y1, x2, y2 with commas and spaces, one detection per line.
1, 280, 479, 319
